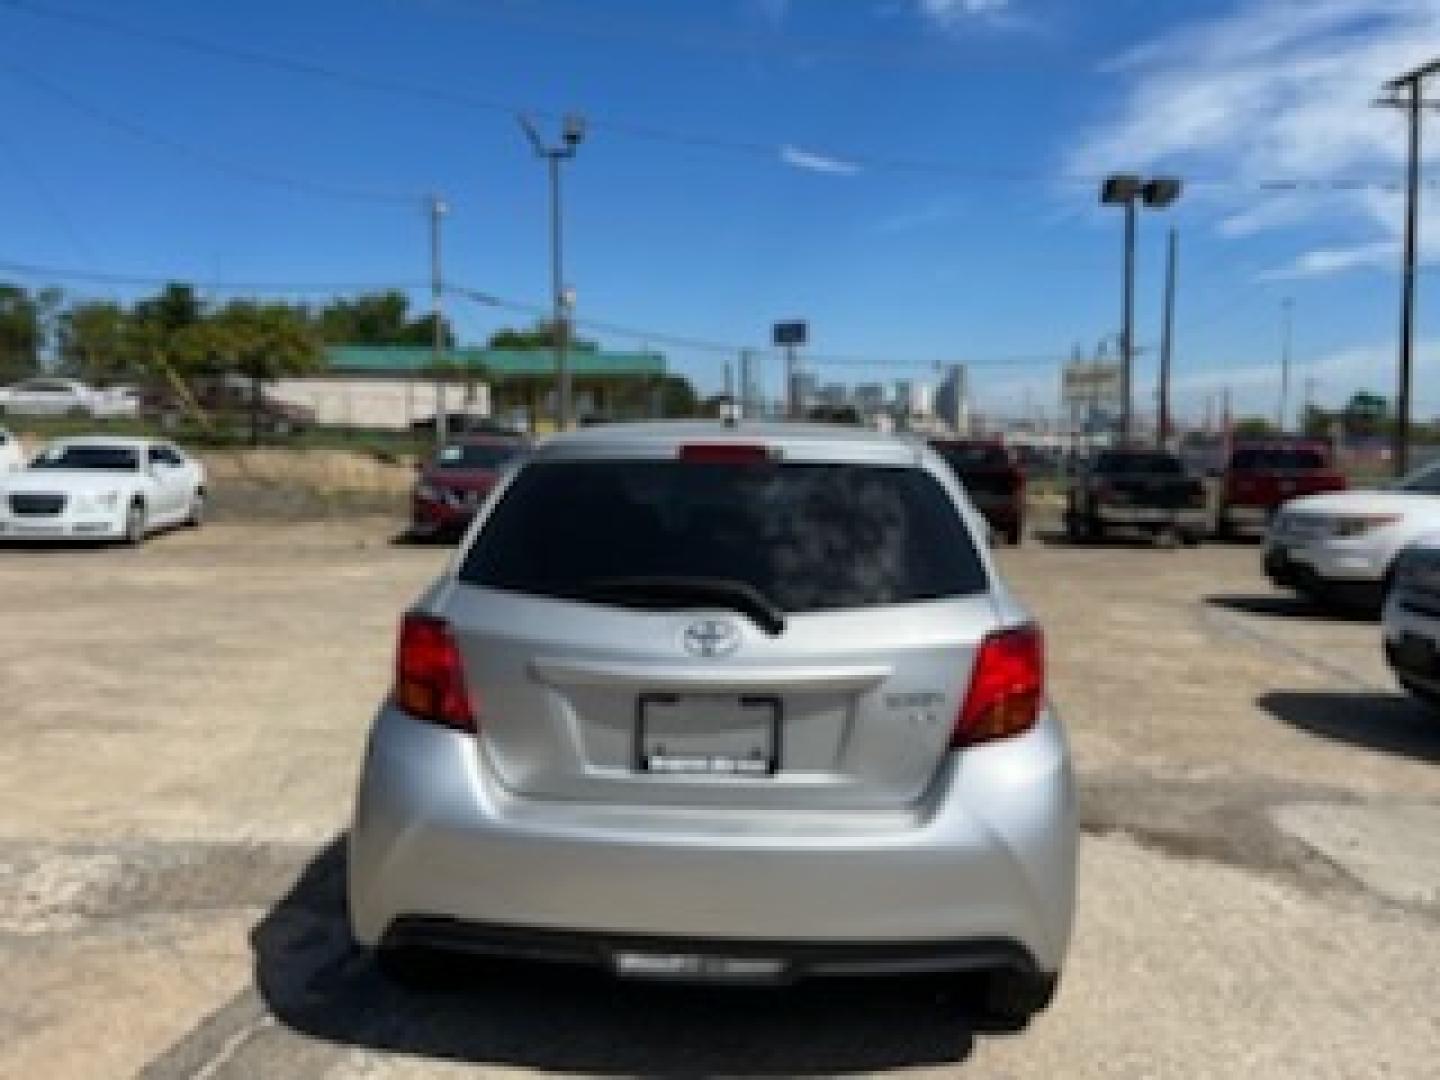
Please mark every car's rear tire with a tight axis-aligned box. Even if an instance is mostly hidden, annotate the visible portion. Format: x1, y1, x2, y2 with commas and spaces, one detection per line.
1215, 507, 1234, 541
977, 969, 1059, 1024
185, 489, 206, 528
1005, 522, 1024, 546
122, 500, 147, 546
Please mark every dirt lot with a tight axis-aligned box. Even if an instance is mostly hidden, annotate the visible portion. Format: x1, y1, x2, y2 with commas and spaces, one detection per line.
2, 521, 1438, 1078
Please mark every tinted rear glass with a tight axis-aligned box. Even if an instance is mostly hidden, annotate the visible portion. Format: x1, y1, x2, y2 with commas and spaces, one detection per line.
934, 443, 1010, 470
1095, 452, 1185, 476
1230, 445, 1327, 470
460, 461, 988, 611
435, 442, 523, 470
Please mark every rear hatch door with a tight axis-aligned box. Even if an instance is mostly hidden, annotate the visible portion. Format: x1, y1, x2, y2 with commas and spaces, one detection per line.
441, 452, 999, 814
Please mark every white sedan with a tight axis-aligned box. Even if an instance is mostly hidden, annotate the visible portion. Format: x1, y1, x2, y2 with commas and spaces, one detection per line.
1264, 459, 1440, 611
0, 427, 22, 474
0, 436, 205, 544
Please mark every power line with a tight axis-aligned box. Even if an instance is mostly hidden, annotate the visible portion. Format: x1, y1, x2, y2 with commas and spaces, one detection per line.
0, 53, 422, 205
0, 259, 423, 293
4, 0, 1433, 194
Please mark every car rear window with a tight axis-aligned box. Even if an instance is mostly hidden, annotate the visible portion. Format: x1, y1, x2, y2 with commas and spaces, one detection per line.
1095, 452, 1184, 476
435, 442, 523, 470
459, 460, 988, 612
1230, 445, 1328, 470
934, 443, 1010, 470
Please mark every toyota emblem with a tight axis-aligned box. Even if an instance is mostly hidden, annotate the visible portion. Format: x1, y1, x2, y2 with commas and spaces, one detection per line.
683, 619, 742, 658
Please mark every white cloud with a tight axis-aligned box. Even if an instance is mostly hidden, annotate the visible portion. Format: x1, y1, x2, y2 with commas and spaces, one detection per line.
914, 0, 1021, 30
920, 0, 1010, 18
1259, 241, 1399, 280
1069, 0, 1440, 278
780, 144, 862, 175
872, 197, 964, 234
746, 0, 790, 27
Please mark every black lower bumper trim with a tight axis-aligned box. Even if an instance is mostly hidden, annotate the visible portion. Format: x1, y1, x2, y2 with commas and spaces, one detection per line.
381, 917, 1039, 983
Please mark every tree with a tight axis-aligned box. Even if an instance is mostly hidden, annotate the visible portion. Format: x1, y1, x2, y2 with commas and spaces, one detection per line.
172, 301, 322, 444
653, 374, 698, 417
487, 321, 597, 353
0, 284, 43, 382
314, 290, 452, 347
57, 300, 134, 380
133, 283, 203, 336
1232, 416, 1278, 437
1344, 391, 1389, 436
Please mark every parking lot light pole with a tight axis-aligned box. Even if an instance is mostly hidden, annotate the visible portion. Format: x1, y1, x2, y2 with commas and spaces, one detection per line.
519, 113, 586, 430
429, 195, 448, 448
1101, 174, 1182, 444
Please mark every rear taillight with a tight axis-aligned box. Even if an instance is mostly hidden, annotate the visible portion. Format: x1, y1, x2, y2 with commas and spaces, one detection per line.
395, 613, 475, 732
954, 624, 1044, 748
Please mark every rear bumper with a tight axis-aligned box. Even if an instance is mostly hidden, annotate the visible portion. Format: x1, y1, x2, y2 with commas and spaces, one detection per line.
348, 703, 1077, 975
1264, 543, 1386, 609
382, 918, 1037, 983
410, 498, 475, 536
1096, 506, 1207, 529
1220, 504, 1273, 527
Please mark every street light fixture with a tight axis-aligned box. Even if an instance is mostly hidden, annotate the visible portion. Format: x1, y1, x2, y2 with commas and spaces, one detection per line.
518, 112, 586, 430
1101, 173, 1182, 442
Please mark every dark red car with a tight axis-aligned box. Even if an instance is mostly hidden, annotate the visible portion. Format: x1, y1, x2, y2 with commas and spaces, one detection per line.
411, 435, 528, 540
931, 439, 1026, 545
1217, 438, 1346, 537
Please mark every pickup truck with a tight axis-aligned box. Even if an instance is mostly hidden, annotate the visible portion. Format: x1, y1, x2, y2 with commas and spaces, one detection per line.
930, 439, 1026, 545
1217, 438, 1346, 537
1066, 448, 1208, 545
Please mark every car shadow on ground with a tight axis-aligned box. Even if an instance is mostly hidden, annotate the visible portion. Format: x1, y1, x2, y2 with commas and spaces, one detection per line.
251, 839, 989, 1076
1257, 691, 1440, 764
0, 538, 115, 553
1205, 594, 1376, 624
1033, 526, 1178, 549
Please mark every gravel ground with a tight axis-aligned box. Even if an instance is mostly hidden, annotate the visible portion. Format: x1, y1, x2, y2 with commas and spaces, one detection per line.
1, 520, 1437, 1078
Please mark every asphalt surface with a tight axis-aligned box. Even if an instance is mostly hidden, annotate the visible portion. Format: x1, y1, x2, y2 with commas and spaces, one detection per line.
2, 521, 1438, 1078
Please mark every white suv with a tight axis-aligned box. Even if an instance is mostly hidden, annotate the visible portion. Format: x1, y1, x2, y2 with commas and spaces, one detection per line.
1265, 459, 1440, 612
1383, 537, 1440, 709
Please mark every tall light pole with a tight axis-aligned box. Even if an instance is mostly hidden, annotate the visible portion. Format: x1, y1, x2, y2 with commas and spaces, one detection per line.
519, 112, 586, 430
1279, 298, 1294, 433
1100, 174, 1182, 443
429, 194, 448, 447
1379, 60, 1440, 476
1157, 227, 1177, 448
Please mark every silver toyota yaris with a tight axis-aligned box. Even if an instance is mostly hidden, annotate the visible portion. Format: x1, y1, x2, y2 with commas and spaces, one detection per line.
349, 422, 1076, 1021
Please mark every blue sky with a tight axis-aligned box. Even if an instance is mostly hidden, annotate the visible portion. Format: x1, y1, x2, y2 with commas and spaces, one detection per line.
2, 0, 1439, 421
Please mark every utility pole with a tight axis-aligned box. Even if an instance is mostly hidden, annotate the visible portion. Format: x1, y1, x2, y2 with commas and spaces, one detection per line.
738, 349, 753, 420
519, 113, 586, 431
1378, 60, 1440, 477
429, 195, 448, 448
1158, 227, 1177, 448
1279, 298, 1294, 433
1303, 376, 1319, 432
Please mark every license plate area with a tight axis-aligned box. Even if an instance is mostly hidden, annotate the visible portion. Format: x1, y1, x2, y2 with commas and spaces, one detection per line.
636, 694, 779, 776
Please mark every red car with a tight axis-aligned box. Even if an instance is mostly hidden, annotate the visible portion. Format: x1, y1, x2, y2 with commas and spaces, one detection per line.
931, 439, 1026, 545
411, 435, 528, 540
1217, 438, 1346, 537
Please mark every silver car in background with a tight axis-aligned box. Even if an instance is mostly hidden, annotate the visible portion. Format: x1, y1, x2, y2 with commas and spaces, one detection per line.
349, 422, 1076, 1021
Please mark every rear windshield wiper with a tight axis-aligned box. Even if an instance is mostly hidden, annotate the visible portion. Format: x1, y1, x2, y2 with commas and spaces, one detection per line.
578, 576, 786, 637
